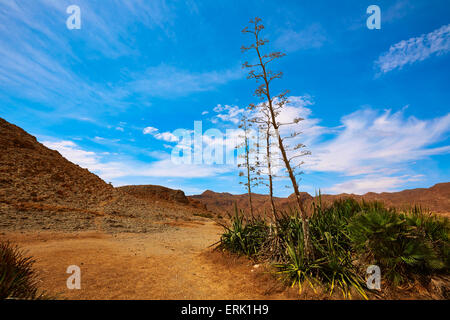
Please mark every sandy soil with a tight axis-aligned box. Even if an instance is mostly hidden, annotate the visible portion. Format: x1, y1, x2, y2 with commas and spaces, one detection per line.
0, 220, 293, 300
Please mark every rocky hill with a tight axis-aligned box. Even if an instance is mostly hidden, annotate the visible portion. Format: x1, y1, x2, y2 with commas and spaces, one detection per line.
118, 185, 207, 211
0, 118, 209, 232
0, 118, 115, 213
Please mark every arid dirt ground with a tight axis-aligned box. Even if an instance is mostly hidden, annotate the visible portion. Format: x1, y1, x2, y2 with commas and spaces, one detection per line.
3, 218, 448, 300
0, 220, 295, 300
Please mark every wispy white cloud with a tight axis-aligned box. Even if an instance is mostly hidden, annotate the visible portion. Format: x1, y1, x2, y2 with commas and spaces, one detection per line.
275, 24, 327, 53
0, 2, 133, 117
139, 159, 230, 178
272, 96, 327, 145
306, 108, 450, 175
154, 132, 178, 143
211, 96, 326, 147
376, 24, 450, 74
143, 126, 179, 142
203, 95, 450, 194
326, 174, 424, 194
383, 0, 416, 23
143, 127, 159, 135
129, 65, 243, 98
0, 1, 241, 121
43, 140, 99, 167
211, 104, 245, 124
42, 139, 231, 182
3, 0, 174, 58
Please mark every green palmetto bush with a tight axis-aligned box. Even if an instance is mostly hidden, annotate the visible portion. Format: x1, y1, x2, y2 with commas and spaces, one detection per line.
406, 207, 450, 270
348, 206, 449, 286
0, 241, 47, 300
218, 198, 450, 298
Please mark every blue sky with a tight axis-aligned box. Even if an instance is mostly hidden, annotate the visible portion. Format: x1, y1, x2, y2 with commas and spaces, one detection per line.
0, 0, 449, 196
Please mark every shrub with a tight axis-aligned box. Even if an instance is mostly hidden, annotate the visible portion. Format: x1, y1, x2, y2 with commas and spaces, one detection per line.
273, 199, 367, 299
406, 207, 449, 270
218, 198, 450, 298
348, 206, 448, 285
0, 241, 46, 300
219, 208, 269, 257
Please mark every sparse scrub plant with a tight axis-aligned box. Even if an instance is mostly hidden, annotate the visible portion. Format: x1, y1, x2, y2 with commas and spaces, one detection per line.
348, 205, 448, 285
406, 207, 449, 270
0, 241, 47, 300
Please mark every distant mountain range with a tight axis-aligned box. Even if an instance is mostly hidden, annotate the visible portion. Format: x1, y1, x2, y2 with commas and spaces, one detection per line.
189, 183, 450, 217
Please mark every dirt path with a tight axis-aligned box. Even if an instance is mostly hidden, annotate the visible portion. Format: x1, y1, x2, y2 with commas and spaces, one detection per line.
1, 220, 292, 300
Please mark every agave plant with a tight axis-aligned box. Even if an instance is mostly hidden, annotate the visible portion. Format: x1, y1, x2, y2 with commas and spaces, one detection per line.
274, 211, 367, 299
0, 241, 47, 300
273, 240, 320, 294
219, 205, 269, 257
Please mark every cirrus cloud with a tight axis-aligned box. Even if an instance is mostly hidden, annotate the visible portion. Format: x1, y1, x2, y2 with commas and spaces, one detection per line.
376, 23, 450, 74
305, 108, 450, 176
42, 139, 231, 183
143, 126, 179, 142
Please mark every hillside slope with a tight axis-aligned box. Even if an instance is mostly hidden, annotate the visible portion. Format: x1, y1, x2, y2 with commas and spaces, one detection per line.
0, 118, 207, 232
118, 185, 208, 212
0, 118, 115, 213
